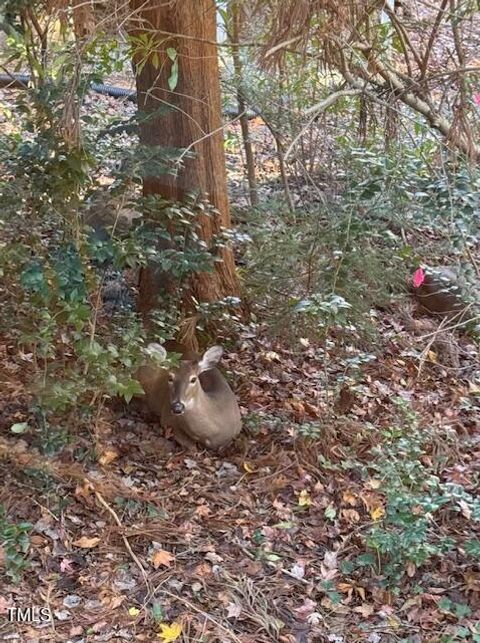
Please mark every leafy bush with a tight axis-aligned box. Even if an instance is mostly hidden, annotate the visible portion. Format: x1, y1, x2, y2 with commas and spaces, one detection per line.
0, 507, 31, 582
356, 400, 480, 587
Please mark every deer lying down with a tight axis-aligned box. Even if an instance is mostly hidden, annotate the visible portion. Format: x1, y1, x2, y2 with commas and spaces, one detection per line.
136, 345, 242, 450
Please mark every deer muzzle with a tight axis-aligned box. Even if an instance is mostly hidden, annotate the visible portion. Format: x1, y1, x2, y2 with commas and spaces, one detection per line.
171, 401, 185, 415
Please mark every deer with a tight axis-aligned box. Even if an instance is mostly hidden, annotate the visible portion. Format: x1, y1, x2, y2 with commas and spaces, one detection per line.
136, 343, 242, 450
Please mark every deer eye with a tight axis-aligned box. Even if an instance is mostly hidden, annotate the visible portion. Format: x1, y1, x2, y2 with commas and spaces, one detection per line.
190, 376, 197, 384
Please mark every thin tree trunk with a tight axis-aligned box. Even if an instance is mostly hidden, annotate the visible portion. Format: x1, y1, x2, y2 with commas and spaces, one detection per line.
129, 0, 240, 314
276, 65, 295, 215
274, 132, 295, 215
230, 1, 258, 206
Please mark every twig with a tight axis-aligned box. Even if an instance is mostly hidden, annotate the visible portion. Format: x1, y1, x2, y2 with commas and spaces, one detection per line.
93, 485, 152, 596
284, 89, 362, 162
417, 308, 479, 340
264, 36, 302, 58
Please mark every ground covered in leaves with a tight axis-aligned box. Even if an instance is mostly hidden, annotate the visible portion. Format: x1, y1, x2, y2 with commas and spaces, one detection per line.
1, 298, 479, 642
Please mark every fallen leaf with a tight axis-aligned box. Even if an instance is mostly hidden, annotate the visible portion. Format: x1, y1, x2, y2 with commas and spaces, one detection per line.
0, 596, 9, 615
342, 509, 360, 523
289, 562, 305, 579
307, 611, 322, 626
294, 598, 317, 620
205, 551, 223, 564
73, 536, 100, 548
226, 602, 242, 618
342, 491, 358, 506
152, 550, 175, 569
370, 506, 385, 521
10, 422, 29, 434
353, 603, 375, 618
193, 562, 212, 577
264, 351, 281, 361
129, 607, 140, 617
356, 587, 366, 601
406, 561, 416, 577
324, 504, 336, 520
459, 499, 472, 519
99, 449, 119, 466
158, 621, 182, 642
298, 489, 312, 507
195, 504, 211, 518
323, 550, 338, 570
243, 461, 255, 473
60, 558, 75, 573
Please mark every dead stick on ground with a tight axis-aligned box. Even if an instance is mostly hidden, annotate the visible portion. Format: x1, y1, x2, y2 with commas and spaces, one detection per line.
92, 483, 152, 597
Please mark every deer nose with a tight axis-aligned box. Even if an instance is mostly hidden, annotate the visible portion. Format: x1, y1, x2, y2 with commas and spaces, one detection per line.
171, 401, 185, 415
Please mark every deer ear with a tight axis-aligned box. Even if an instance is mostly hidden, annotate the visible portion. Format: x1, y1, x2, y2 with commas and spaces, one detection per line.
198, 345, 223, 372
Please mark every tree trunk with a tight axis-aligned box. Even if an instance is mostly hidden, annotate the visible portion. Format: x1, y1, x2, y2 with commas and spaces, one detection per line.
129, 0, 240, 314
230, 1, 259, 206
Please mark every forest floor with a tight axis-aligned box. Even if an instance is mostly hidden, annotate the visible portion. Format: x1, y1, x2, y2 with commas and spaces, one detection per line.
1, 90, 480, 643
1, 299, 479, 643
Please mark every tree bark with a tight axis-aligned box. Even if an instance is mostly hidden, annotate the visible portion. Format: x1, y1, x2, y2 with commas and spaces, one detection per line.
129, 0, 240, 314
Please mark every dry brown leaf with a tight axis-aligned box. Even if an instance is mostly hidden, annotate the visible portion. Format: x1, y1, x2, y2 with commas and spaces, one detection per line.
99, 449, 119, 466
356, 587, 366, 601
73, 536, 100, 548
342, 491, 358, 506
342, 509, 360, 523
0, 595, 9, 614
152, 549, 175, 569
195, 504, 211, 517
353, 603, 375, 618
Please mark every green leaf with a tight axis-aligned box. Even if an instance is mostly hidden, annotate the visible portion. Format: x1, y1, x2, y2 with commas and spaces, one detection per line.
324, 505, 337, 521
168, 58, 179, 91
464, 539, 480, 558
152, 602, 164, 623
264, 552, 282, 562
166, 47, 177, 61
454, 602, 471, 619
11, 422, 29, 434
438, 597, 453, 613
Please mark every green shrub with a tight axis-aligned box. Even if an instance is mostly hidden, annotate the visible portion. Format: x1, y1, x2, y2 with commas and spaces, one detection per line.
0, 507, 31, 582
